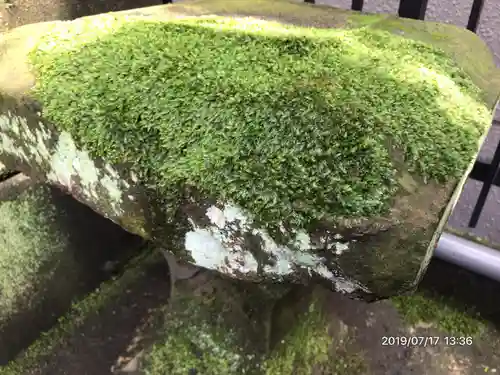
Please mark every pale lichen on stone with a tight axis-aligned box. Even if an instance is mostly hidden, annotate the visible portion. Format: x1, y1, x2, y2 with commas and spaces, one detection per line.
0, 111, 131, 218
0, 113, 31, 162
45, 131, 129, 216
185, 218, 260, 276
185, 203, 366, 294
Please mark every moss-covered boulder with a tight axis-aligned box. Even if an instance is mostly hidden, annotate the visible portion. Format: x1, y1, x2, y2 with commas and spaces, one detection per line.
0, 0, 499, 298
0, 178, 143, 364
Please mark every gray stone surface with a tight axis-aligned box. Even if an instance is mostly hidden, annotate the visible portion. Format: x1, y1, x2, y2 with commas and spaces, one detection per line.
425, 0, 474, 29
477, 123, 500, 164
363, 0, 399, 15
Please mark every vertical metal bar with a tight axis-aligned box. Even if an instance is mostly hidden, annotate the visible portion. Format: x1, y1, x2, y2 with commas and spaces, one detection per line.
352, 0, 364, 11
467, 0, 485, 33
469, 138, 500, 227
398, 0, 429, 20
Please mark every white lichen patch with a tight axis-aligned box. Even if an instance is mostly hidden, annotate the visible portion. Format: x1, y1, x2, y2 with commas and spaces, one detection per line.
334, 242, 349, 255
185, 225, 260, 276
206, 205, 226, 229
3, 111, 27, 135
0, 113, 31, 162
185, 203, 369, 294
0, 111, 136, 219
48, 131, 98, 188
46, 131, 130, 216
0, 131, 29, 162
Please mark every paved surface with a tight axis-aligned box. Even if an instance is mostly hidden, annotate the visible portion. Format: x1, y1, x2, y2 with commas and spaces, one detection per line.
447, 123, 500, 246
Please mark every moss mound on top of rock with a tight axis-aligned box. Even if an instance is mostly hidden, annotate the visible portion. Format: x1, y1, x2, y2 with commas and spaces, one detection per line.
29, 13, 491, 230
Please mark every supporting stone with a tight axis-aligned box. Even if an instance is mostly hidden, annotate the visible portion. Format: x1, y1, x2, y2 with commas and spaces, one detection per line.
161, 248, 202, 298
0, 179, 144, 364
139, 271, 363, 374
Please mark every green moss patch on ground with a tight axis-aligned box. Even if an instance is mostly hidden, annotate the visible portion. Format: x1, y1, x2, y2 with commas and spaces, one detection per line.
144, 286, 366, 375
392, 291, 486, 337
143, 276, 265, 375
264, 300, 366, 375
2, 248, 157, 375
144, 303, 254, 375
0, 185, 72, 323
28, 12, 490, 231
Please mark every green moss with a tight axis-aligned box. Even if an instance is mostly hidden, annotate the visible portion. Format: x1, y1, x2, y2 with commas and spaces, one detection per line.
144, 286, 366, 375
29, 10, 490, 230
392, 291, 485, 337
143, 287, 261, 375
0, 186, 72, 322
264, 301, 366, 374
2, 248, 157, 375
370, 16, 500, 107
144, 306, 250, 375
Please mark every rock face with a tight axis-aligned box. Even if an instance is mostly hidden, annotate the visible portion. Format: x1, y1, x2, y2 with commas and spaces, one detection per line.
141, 273, 362, 375
0, 0, 499, 299
0, 177, 144, 364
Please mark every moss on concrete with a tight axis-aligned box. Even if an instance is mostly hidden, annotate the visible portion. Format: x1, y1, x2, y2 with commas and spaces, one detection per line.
144, 301, 254, 375
370, 15, 500, 108
144, 283, 366, 375
27, 4, 490, 232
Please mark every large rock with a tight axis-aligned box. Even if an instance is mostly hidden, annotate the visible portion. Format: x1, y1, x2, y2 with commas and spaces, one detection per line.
0, 0, 498, 299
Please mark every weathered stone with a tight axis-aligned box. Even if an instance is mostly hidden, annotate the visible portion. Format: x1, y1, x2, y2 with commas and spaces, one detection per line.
141, 273, 365, 374
0, 0, 499, 299
0, 178, 143, 364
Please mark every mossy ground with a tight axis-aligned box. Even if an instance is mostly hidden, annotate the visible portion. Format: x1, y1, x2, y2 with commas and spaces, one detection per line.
5, 259, 500, 375
4, 258, 367, 375
262, 300, 366, 375
143, 274, 263, 375
29, 11, 490, 232
1, 248, 157, 375
143, 285, 367, 375
392, 291, 486, 337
